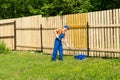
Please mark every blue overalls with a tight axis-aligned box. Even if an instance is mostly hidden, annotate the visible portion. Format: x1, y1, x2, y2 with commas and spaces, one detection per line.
51, 33, 65, 61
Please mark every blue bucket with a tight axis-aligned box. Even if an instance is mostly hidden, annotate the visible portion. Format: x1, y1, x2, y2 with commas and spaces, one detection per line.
74, 54, 86, 60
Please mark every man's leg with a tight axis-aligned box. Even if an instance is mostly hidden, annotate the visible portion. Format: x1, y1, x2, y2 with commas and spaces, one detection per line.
58, 42, 63, 60
51, 39, 59, 61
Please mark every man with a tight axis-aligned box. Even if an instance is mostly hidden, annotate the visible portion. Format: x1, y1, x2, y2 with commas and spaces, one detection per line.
51, 25, 69, 61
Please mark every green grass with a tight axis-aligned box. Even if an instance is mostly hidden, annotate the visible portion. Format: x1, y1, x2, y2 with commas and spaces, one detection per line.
0, 51, 120, 80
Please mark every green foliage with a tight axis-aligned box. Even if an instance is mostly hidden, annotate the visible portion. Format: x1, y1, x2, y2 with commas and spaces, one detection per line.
0, 41, 11, 54
0, 0, 120, 19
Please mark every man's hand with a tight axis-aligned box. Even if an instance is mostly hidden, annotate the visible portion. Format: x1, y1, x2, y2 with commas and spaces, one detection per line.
64, 39, 70, 47
56, 34, 59, 38
66, 43, 70, 48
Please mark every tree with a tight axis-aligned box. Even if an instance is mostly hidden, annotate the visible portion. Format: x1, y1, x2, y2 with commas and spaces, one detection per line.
0, 0, 120, 19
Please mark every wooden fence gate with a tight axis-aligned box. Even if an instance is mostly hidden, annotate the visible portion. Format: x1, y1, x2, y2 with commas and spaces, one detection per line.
0, 21, 16, 50
65, 13, 89, 56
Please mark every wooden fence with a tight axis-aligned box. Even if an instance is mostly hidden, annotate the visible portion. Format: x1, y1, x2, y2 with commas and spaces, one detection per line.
88, 9, 120, 57
65, 13, 88, 55
0, 15, 42, 50
0, 9, 120, 57
0, 21, 16, 50
16, 15, 42, 50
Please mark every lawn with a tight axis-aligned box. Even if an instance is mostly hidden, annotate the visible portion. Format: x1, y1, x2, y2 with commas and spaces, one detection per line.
0, 51, 120, 80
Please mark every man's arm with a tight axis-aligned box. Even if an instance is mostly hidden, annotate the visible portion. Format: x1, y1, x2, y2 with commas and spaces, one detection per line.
63, 35, 70, 48
54, 28, 59, 38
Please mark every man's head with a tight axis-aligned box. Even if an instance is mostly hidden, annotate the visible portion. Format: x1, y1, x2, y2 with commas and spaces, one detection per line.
64, 25, 69, 31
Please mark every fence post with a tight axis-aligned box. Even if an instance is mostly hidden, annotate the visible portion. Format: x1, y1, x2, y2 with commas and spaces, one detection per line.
14, 20, 16, 50
87, 22, 89, 57
40, 24, 43, 52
